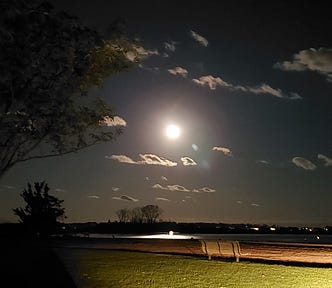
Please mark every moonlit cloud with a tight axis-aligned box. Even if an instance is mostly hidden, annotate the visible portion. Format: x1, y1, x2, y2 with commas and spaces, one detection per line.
138, 154, 178, 167
107, 154, 178, 167
152, 183, 216, 193
153, 184, 190, 192
107, 155, 137, 164
256, 160, 270, 165
112, 187, 120, 191
244, 84, 302, 100
168, 67, 188, 78
292, 157, 317, 170
212, 146, 233, 157
192, 187, 216, 193
112, 195, 139, 202
318, 154, 332, 167
125, 45, 159, 62
161, 176, 168, 181
55, 188, 66, 192
164, 41, 177, 52
193, 75, 231, 90
190, 30, 209, 47
251, 203, 260, 207
274, 48, 332, 82
152, 184, 165, 190
135, 46, 159, 57
156, 197, 171, 202
247, 84, 283, 98
0, 184, 15, 190
102, 116, 127, 127
192, 75, 302, 99
87, 195, 100, 199
181, 156, 197, 166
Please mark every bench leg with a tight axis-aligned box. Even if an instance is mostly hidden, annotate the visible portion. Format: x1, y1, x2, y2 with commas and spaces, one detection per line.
235, 256, 239, 263
208, 255, 211, 260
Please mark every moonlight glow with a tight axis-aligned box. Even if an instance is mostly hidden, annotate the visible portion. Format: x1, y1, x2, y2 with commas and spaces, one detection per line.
166, 124, 181, 139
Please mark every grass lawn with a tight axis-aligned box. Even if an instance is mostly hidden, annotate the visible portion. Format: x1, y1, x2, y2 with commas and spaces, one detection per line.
58, 249, 332, 288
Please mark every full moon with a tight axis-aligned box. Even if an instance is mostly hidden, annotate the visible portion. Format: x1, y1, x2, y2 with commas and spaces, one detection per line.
166, 124, 181, 139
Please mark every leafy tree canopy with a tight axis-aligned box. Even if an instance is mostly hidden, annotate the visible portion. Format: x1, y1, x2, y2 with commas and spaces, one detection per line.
0, 0, 141, 177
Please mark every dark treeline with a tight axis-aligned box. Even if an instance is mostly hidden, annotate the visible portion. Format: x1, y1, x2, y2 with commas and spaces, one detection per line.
1, 221, 332, 236
61, 222, 332, 236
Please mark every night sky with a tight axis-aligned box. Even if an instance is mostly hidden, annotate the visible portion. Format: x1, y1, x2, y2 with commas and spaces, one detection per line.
1, 0, 331, 226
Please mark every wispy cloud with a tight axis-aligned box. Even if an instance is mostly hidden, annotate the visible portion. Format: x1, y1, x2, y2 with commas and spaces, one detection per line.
168, 67, 188, 78
193, 75, 230, 90
161, 176, 168, 181
156, 197, 171, 202
244, 84, 302, 100
292, 157, 317, 170
135, 46, 159, 57
192, 187, 216, 193
190, 30, 209, 47
164, 41, 177, 52
0, 184, 15, 190
107, 154, 178, 167
106, 155, 137, 164
212, 146, 233, 157
251, 203, 260, 207
139, 154, 178, 166
152, 183, 215, 193
256, 160, 270, 165
274, 48, 332, 82
153, 184, 190, 192
318, 154, 332, 167
87, 195, 100, 199
112, 187, 120, 192
55, 188, 67, 193
112, 195, 139, 202
126, 45, 159, 62
193, 75, 302, 100
101, 116, 127, 127
181, 156, 197, 166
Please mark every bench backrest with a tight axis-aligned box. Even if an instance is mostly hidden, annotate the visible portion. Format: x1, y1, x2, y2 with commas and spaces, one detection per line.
200, 239, 241, 260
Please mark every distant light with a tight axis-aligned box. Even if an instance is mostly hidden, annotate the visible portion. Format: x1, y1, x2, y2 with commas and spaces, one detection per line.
270, 227, 276, 231
316, 235, 320, 240
251, 227, 260, 231
169, 230, 174, 236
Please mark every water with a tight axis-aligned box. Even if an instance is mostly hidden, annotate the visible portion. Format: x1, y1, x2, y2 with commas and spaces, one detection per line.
82, 232, 332, 244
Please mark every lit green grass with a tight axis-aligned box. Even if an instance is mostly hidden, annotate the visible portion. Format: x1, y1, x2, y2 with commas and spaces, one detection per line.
58, 249, 332, 288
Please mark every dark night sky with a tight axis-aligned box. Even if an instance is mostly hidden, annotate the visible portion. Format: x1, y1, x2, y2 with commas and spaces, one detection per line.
1, 0, 331, 225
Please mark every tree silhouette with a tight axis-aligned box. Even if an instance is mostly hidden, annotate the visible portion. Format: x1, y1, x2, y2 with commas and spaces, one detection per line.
116, 208, 130, 223
13, 181, 65, 237
141, 205, 162, 223
0, 0, 141, 178
116, 205, 162, 224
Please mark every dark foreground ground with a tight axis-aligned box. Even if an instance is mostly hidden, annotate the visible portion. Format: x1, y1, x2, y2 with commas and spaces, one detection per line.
1, 236, 332, 287
0, 236, 76, 288
49, 237, 332, 266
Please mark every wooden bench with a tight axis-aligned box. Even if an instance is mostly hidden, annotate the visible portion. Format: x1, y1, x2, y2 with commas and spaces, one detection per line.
200, 240, 241, 262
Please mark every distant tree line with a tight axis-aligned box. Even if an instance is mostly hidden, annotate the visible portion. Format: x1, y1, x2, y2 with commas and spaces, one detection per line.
116, 205, 162, 224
